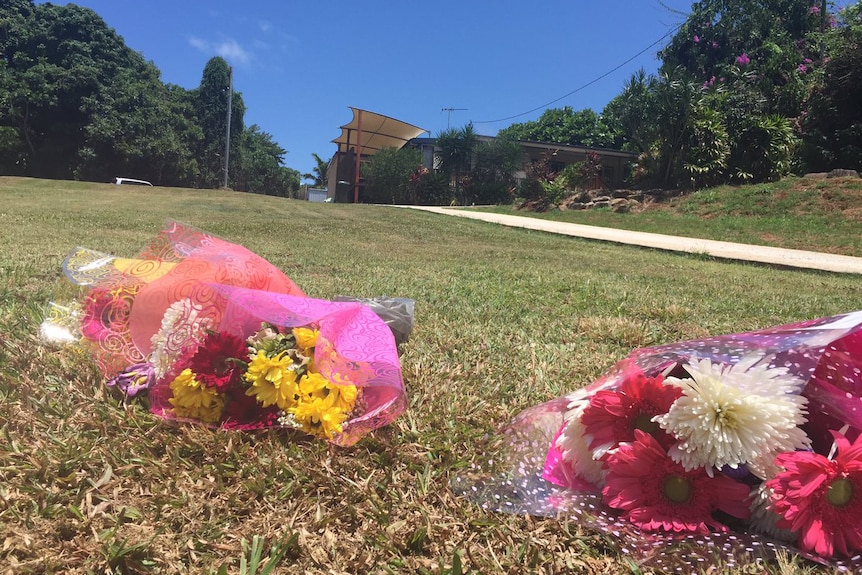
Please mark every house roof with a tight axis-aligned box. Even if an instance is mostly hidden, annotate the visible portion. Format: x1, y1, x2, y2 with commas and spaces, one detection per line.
332, 108, 426, 155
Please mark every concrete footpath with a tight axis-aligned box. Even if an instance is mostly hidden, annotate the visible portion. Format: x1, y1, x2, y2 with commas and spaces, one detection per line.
395, 205, 862, 275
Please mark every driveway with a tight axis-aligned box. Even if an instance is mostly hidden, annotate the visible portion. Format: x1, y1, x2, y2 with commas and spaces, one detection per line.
395, 206, 862, 275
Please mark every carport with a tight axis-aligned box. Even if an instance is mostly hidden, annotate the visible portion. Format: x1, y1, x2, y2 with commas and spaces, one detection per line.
331, 108, 426, 203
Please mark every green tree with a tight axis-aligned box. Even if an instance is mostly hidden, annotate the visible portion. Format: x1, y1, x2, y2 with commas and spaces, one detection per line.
659, 0, 821, 118
0, 1, 323, 192
76, 65, 202, 185
645, 68, 704, 187
232, 125, 299, 197
682, 105, 730, 187
469, 138, 524, 204
435, 123, 478, 204
601, 70, 658, 155
798, 1, 862, 171
302, 153, 330, 187
498, 106, 621, 149
195, 57, 245, 189
0, 1, 145, 178
361, 147, 422, 204
408, 168, 451, 206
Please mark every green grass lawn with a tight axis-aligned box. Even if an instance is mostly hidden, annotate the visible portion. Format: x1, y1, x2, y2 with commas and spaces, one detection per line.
1, 176, 859, 574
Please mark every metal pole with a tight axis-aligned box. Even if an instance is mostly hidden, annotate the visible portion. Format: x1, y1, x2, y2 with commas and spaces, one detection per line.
354, 109, 362, 203
223, 66, 233, 189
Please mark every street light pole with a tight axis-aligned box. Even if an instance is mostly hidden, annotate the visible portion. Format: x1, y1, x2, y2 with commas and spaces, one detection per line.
223, 66, 233, 189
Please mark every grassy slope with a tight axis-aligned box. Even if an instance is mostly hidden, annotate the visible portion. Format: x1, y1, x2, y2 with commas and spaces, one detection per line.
473, 176, 862, 257
1, 176, 859, 574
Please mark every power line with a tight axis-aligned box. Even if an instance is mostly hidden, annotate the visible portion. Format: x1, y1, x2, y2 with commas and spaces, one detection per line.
472, 25, 682, 126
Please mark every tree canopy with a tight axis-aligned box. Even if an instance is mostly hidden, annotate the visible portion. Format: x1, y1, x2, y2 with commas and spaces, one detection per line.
0, 0, 299, 196
496, 0, 861, 189
497, 107, 621, 149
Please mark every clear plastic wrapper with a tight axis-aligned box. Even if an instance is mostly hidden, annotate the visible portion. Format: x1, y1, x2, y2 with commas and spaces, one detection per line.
333, 295, 415, 345
453, 311, 862, 571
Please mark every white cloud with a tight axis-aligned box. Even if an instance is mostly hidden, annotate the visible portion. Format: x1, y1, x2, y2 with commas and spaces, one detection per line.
188, 36, 208, 51
259, 20, 272, 33
188, 36, 253, 67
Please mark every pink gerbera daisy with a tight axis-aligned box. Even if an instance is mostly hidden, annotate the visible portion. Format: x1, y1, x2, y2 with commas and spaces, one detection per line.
767, 431, 862, 558
581, 368, 682, 457
602, 430, 751, 534
188, 331, 249, 393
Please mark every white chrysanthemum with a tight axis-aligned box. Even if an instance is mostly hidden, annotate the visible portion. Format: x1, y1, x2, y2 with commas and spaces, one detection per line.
556, 393, 606, 487
655, 356, 809, 478
149, 298, 211, 378
748, 483, 796, 542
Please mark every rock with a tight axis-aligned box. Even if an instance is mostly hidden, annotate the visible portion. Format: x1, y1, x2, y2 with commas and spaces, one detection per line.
520, 199, 550, 212
803, 172, 829, 179
610, 198, 630, 213
827, 169, 860, 179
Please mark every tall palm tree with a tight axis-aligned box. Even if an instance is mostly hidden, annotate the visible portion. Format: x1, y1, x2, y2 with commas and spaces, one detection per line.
435, 123, 478, 204
302, 153, 330, 187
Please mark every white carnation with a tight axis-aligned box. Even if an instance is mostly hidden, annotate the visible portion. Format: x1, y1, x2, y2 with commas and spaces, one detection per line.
655, 355, 809, 478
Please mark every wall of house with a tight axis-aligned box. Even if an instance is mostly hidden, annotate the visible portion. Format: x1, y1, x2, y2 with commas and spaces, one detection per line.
409, 136, 636, 189
519, 146, 634, 187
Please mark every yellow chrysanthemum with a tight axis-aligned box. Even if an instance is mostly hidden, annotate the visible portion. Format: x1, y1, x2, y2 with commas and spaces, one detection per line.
244, 350, 298, 410
298, 371, 330, 400
293, 327, 319, 351
290, 394, 349, 439
330, 383, 358, 413
169, 368, 224, 423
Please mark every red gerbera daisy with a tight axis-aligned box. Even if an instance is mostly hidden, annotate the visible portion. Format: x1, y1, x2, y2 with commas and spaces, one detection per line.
767, 430, 862, 558
602, 430, 751, 534
221, 390, 281, 430
581, 368, 682, 456
188, 331, 249, 393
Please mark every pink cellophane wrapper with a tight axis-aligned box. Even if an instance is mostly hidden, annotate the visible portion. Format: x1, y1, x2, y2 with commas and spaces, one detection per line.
452, 311, 862, 571
148, 286, 406, 446
60, 222, 406, 445
64, 221, 305, 377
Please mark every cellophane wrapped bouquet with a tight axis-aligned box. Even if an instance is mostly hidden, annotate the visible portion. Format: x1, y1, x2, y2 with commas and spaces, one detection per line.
41, 222, 407, 446
453, 311, 862, 571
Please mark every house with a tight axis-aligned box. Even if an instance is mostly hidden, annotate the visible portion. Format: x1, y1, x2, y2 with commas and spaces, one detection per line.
409, 135, 637, 188
326, 107, 638, 202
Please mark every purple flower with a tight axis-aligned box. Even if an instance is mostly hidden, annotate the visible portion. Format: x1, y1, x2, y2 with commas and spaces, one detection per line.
809, 5, 821, 15
798, 63, 808, 73
712, 41, 719, 49
736, 52, 750, 66
107, 362, 156, 397
694, 34, 700, 43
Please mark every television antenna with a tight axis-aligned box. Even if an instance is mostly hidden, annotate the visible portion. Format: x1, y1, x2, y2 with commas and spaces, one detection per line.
442, 107, 468, 129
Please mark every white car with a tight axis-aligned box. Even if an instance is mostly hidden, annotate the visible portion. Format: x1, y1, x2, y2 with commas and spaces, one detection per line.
115, 177, 152, 186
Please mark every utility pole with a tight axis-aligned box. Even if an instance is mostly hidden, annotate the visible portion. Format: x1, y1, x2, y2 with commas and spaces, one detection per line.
223, 66, 233, 189
442, 107, 467, 129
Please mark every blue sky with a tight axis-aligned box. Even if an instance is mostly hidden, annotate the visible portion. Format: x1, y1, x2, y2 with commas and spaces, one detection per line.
43, 1, 695, 179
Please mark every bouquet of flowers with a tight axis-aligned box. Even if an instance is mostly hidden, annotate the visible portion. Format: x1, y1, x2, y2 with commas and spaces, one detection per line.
453, 311, 862, 570
42, 222, 407, 446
